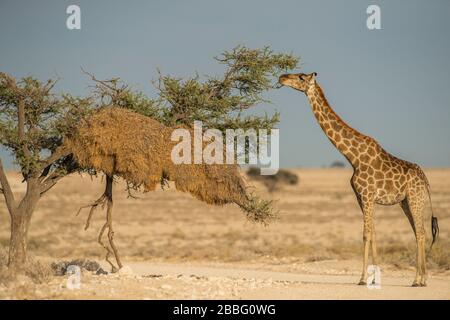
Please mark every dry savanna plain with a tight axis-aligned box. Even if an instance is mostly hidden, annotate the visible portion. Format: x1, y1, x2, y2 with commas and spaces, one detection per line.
0, 168, 449, 299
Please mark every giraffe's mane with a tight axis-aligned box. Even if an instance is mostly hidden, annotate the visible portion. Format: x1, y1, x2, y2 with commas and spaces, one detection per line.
314, 83, 367, 139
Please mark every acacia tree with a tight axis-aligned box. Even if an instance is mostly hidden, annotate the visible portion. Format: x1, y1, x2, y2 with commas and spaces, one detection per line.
0, 46, 298, 271
0, 73, 90, 269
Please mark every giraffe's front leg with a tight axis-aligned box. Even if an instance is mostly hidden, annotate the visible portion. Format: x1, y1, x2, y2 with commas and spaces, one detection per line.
357, 194, 375, 286
358, 229, 371, 285
371, 223, 378, 266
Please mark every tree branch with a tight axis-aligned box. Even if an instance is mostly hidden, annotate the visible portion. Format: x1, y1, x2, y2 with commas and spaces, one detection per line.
39, 171, 66, 196
38, 146, 71, 172
43, 77, 59, 95
0, 158, 16, 213
81, 67, 124, 92
17, 98, 30, 158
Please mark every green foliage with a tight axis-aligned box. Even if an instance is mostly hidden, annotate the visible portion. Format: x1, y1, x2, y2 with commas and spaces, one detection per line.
86, 72, 163, 121
156, 45, 298, 131
1, 46, 299, 176
240, 193, 276, 225
0, 73, 91, 176
92, 45, 299, 131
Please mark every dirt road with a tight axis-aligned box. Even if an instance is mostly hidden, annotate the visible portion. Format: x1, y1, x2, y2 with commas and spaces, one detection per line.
123, 262, 450, 300
3, 260, 448, 299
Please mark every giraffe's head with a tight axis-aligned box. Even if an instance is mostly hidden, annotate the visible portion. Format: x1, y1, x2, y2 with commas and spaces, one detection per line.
278, 72, 317, 92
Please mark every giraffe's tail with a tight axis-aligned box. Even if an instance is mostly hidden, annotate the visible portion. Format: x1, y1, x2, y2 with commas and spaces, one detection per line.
420, 168, 439, 251
431, 214, 439, 250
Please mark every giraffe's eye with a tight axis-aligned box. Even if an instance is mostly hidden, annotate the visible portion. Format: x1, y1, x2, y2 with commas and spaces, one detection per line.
298, 75, 304, 81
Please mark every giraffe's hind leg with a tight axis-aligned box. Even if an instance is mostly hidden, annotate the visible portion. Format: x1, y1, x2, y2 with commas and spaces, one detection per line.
400, 195, 427, 287
400, 199, 415, 234
400, 200, 420, 285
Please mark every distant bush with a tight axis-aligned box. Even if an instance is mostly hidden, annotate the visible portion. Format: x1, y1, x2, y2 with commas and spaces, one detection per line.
330, 160, 346, 168
247, 167, 299, 192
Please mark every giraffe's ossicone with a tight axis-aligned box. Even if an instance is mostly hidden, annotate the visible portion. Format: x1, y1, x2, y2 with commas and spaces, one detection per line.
279, 72, 439, 287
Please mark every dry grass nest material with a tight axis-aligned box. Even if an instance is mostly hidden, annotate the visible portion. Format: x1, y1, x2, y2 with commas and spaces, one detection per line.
64, 107, 275, 223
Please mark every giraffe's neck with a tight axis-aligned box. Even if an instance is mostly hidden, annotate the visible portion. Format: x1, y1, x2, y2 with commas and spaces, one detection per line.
305, 83, 365, 167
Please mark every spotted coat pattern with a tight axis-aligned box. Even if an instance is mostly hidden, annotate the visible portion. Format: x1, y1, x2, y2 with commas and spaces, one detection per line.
279, 73, 433, 286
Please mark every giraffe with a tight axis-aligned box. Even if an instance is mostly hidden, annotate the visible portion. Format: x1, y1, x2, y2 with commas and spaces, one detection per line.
279, 72, 439, 287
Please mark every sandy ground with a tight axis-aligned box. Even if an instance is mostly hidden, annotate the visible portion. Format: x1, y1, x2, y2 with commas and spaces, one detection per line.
0, 168, 449, 299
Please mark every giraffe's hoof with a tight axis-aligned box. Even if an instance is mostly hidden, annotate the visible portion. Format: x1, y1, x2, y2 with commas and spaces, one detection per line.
357, 280, 367, 285
411, 282, 420, 287
420, 282, 427, 287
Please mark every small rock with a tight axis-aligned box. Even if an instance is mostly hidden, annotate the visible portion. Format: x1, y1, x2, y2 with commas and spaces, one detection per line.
96, 268, 108, 275
118, 265, 133, 276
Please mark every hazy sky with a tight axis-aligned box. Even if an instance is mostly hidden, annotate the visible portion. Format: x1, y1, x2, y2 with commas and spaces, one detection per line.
1, 0, 449, 168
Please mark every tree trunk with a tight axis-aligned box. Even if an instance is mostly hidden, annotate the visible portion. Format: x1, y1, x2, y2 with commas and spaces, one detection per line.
8, 209, 33, 269
7, 178, 40, 271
